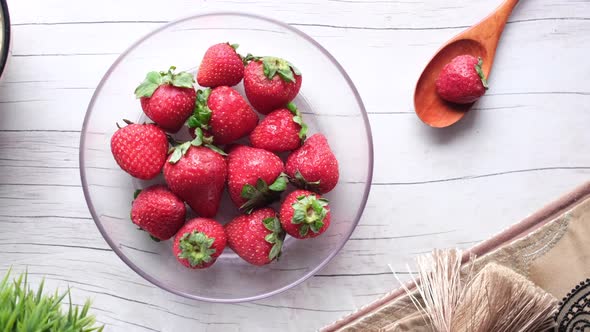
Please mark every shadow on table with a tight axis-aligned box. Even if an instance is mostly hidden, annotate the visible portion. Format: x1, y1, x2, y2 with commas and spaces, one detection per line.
417, 106, 479, 145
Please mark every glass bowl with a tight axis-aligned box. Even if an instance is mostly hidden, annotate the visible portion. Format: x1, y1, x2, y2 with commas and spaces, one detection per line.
80, 12, 373, 303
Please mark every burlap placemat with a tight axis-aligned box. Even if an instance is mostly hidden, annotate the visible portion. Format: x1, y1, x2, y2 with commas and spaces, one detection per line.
323, 182, 590, 332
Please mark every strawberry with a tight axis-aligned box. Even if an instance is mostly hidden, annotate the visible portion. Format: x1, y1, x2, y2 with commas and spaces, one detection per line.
285, 133, 339, 194
279, 190, 331, 239
243, 56, 302, 114
197, 43, 244, 88
187, 86, 258, 145
135, 66, 196, 133
111, 121, 168, 180
173, 218, 226, 269
163, 129, 227, 217
249, 102, 307, 152
131, 185, 186, 241
226, 145, 287, 213
435, 55, 489, 104
225, 208, 285, 266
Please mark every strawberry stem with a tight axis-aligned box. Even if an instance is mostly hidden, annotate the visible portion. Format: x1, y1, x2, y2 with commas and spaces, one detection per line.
134, 66, 195, 98
289, 170, 321, 193
239, 173, 288, 214
177, 231, 216, 267
291, 194, 329, 237
475, 57, 489, 90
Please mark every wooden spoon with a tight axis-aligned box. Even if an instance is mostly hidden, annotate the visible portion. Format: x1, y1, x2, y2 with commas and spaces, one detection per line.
414, 0, 519, 128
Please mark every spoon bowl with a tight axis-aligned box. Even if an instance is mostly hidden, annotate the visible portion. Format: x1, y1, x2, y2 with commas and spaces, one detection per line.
414, 0, 519, 128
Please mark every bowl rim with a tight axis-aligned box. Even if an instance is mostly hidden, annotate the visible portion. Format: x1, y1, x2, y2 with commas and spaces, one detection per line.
0, 0, 11, 78
79, 11, 374, 303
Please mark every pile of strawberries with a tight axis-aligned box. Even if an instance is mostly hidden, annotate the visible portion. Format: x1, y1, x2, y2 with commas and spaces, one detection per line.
110, 43, 339, 269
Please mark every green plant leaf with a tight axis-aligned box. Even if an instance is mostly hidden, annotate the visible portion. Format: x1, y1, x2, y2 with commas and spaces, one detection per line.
0, 270, 103, 331
230, 43, 239, 50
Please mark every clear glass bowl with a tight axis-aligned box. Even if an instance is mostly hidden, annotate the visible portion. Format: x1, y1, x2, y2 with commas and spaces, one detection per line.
80, 12, 373, 302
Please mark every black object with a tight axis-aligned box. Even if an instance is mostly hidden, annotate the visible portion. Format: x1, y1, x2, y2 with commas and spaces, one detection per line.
0, 0, 10, 78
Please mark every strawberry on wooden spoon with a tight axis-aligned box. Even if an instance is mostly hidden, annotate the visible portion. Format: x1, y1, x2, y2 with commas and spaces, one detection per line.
135, 66, 196, 133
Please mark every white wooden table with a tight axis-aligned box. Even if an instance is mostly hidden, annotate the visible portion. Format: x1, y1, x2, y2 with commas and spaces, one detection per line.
2, 0, 589, 330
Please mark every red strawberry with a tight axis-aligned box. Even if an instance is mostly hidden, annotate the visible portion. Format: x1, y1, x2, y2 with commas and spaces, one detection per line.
164, 130, 227, 217
250, 102, 307, 152
197, 43, 244, 88
435, 55, 488, 104
279, 190, 331, 239
187, 86, 258, 145
135, 66, 196, 133
285, 134, 339, 194
225, 208, 285, 266
227, 145, 287, 213
131, 185, 186, 240
111, 122, 168, 180
243, 57, 302, 114
173, 218, 226, 269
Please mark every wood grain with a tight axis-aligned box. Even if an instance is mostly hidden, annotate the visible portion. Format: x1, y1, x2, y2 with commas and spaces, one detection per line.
1, 0, 589, 330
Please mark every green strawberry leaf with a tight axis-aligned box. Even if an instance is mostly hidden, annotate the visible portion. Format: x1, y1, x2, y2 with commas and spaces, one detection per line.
277, 68, 295, 83
290, 170, 321, 192
299, 224, 310, 237
287, 61, 301, 76
268, 173, 288, 191
263, 217, 276, 232
261, 56, 299, 83
135, 66, 194, 98
291, 194, 330, 236
133, 189, 142, 200
168, 141, 191, 164
230, 43, 239, 51
187, 89, 212, 130
204, 144, 227, 156
171, 71, 195, 89
134, 71, 161, 98
268, 237, 283, 261
262, 216, 285, 261
241, 53, 261, 65
475, 57, 489, 90
239, 176, 287, 214
286, 102, 308, 142
178, 231, 216, 267
265, 233, 276, 243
